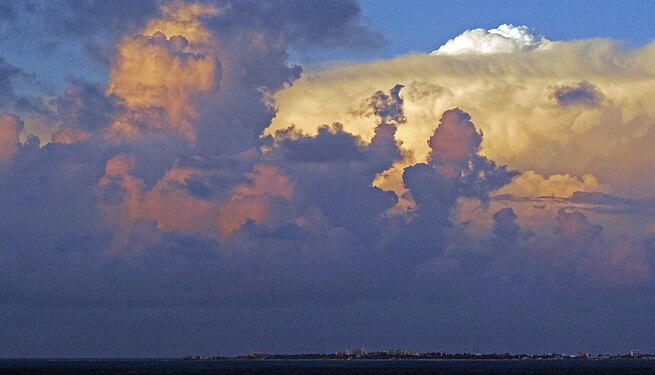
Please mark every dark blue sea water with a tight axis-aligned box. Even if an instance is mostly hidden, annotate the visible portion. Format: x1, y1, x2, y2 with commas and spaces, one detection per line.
2, 359, 655, 374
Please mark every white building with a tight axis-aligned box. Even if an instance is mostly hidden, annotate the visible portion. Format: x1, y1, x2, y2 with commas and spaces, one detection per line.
337, 347, 368, 357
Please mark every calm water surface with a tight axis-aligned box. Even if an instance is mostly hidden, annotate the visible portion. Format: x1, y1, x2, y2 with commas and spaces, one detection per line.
2, 359, 655, 374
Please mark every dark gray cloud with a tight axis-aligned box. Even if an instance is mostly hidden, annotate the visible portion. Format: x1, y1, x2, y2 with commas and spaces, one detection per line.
51, 0, 158, 37
356, 84, 406, 124
0, 57, 21, 107
401, 109, 517, 267
0, 57, 50, 115
0, 1, 156, 70
50, 78, 119, 130
552, 81, 605, 107
405, 109, 518, 219
209, 0, 384, 51
492, 207, 520, 245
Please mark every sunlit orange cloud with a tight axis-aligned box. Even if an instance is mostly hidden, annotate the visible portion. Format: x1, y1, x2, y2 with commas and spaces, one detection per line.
50, 126, 91, 144
99, 154, 144, 226
105, 1, 221, 142
428, 109, 480, 164
268, 36, 655, 250
99, 159, 218, 236
218, 164, 294, 236
143, 167, 220, 235
0, 113, 21, 162
99, 157, 294, 240
143, 1, 221, 50
496, 171, 608, 198
269, 39, 655, 199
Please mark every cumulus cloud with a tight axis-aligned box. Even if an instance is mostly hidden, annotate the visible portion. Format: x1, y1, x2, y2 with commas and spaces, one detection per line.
106, 5, 219, 142
531, 208, 651, 286
403, 109, 516, 235
270, 36, 655, 198
428, 109, 481, 163
431, 24, 552, 55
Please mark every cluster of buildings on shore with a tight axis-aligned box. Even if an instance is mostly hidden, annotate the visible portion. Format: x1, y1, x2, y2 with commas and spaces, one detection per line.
332, 348, 649, 360
184, 348, 651, 361
335, 348, 419, 358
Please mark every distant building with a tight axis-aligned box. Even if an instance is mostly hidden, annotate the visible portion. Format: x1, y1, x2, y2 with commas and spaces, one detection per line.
247, 348, 267, 358
577, 352, 587, 359
631, 350, 641, 358
336, 347, 368, 357
384, 349, 419, 357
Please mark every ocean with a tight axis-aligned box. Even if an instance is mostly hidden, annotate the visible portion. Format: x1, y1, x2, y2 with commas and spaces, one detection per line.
1, 359, 655, 374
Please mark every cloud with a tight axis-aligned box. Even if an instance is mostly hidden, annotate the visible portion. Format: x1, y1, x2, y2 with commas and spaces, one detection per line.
496, 170, 609, 198
277, 0, 385, 49
51, 78, 119, 131
50, 127, 92, 144
532, 208, 651, 286
1, 0, 159, 66
0, 58, 21, 106
5, 3, 655, 358
106, 5, 220, 142
218, 164, 294, 236
428, 109, 481, 163
403, 109, 516, 235
551, 81, 605, 107
492, 207, 520, 245
431, 24, 552, 55
0, 112, 22, 162
270, 36, 655, 198
0, 57, 48, 116
47, 0, 158, 39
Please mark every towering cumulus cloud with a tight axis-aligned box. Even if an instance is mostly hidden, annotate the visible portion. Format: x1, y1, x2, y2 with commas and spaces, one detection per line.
105, 2, 220, 142
3, 2, 655, 356
270, 26, 655, 199
269, 22, 655, 295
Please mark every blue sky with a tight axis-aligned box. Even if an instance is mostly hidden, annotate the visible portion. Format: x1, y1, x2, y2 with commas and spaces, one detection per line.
291, 0, 655, 63
6, 0, 655, 91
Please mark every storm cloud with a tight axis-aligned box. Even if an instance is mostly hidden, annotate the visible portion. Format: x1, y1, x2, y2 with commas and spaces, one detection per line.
2, 2, 655, 358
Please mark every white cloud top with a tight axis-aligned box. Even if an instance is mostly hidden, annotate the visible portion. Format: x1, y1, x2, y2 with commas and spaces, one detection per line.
431, 24, 552, 55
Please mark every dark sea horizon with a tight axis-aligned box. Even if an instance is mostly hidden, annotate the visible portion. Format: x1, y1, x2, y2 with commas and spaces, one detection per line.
2, 358, 655, 374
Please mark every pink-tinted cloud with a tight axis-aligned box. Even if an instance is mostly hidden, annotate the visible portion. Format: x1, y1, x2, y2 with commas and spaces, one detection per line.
219, 164, 294, 236
50, 126, 92, 144
428, 109, 482, 164
143, 167, 220, 235
105, 2, 219, 142
99, 153, 144, 226
0, 112, 21, 161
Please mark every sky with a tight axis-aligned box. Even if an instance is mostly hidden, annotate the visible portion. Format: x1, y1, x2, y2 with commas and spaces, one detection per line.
1, 0, 655, 357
